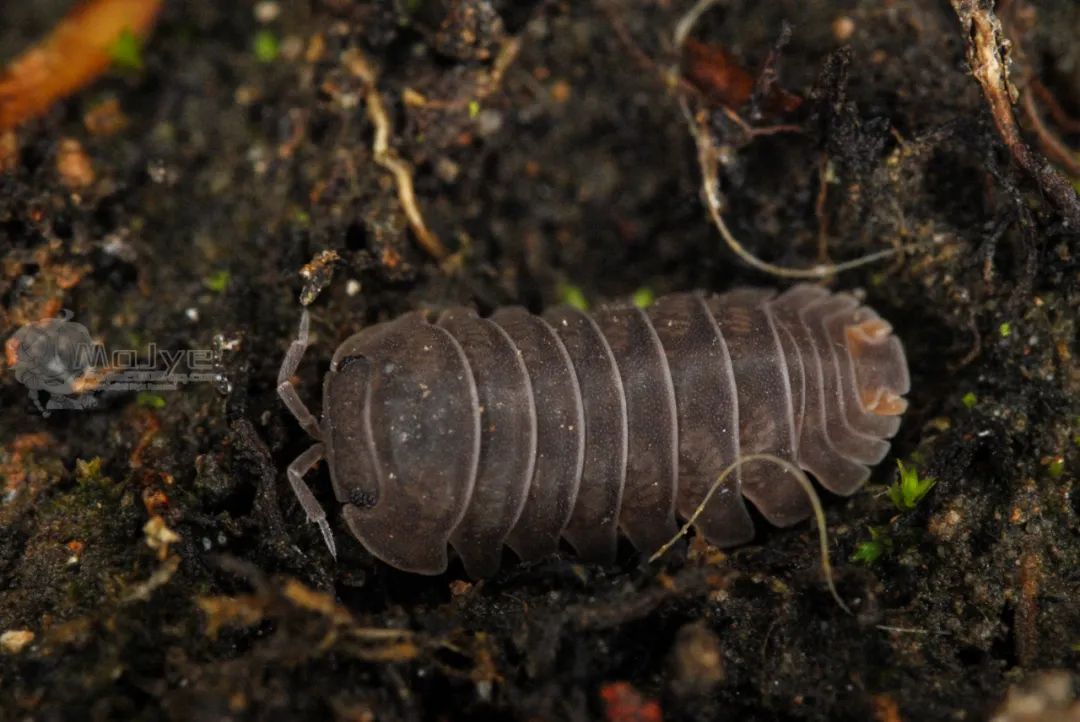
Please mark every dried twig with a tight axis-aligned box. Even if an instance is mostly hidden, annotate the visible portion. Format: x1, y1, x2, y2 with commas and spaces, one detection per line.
684, 98, 910, 279
0, 0, 163, 131
673, 0, 924, 279
343, 49, 449, 261
949, 0, 1080, 227
1020, 88, 1080, 179
403, 35, 522, 112
649, 452, 852, 615
1030, 79, 1080, 135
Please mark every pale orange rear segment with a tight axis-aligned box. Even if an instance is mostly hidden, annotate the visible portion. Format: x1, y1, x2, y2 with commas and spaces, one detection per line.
845, 313, 910, 418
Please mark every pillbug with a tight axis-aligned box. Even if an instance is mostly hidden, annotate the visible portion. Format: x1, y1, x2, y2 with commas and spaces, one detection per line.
277, 285, 909, 577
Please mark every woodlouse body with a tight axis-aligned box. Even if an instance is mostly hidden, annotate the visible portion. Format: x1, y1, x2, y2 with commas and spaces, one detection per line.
279, 285, 910, 577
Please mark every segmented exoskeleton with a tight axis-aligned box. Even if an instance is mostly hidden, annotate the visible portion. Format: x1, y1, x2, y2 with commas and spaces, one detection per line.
278, 285, 909, 577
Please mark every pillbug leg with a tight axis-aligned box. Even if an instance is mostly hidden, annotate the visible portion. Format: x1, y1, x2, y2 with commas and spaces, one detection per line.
277, 309, 322, 440
287, 442, 336, 559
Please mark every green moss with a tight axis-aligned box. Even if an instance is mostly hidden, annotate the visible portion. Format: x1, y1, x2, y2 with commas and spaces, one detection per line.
557, 282, 588, 311
204, 269, 230, 293
75, 457, 105, 485
253, 30, 280, 64
888, 460, 937, 511
632, 287, 655, 308
109, 28, 144, 71
851, 527, 891, 564
136, 392, 167, 409
1047, 457, 1065, 479
998, 321, 1012, 338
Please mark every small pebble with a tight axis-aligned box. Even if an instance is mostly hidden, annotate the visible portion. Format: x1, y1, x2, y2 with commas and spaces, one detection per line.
669, 621, 725, 696
254, 1, 280, 23
832, 16, 856, 42
56, 138, 95, 189
1, 630, 34, 655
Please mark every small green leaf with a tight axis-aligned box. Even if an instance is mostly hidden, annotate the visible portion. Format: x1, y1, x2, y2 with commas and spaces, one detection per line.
204, 269, 231, 293
632, 287, 655, 309
253, 29, 279, 64
109, 28, 144, 71
75, 457, 104, 485
136, 392, 166, 409
1048, 457, 1065, 479
557, 282, 588, 311
851, 540, 883, 564
468, 100, 480, 118
961, 392, 977, 409
998, 321, 1012, 338
888, 460, 937, 511
851, 527, 891, 564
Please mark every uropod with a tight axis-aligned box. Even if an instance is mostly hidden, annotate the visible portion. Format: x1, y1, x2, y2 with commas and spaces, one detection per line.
277, 285, 910, 578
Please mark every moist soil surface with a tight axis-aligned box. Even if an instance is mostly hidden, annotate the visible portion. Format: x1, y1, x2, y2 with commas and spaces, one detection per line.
2, 1, 1080, 721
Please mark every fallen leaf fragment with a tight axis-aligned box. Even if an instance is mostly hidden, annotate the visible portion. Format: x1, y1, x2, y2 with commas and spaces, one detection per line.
0, 0, 164, 131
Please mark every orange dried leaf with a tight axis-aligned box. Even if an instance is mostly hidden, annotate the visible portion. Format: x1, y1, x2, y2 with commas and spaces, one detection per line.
0, 130, 16, 172
0, 0, 164, 131
681, 38, 802, 115
600, 682, 663, 722
681, 39, 755, 108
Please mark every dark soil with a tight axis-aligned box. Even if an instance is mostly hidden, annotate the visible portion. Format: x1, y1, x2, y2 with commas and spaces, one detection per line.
2, 1, 1080, 720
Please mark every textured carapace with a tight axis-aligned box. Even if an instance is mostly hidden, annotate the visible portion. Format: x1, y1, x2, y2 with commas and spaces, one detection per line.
278, 285, 910, 577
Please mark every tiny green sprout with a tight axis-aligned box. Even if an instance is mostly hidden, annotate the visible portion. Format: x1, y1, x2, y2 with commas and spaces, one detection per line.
136, 392, 166, 410
851, 527, 891, 564
961, 392, 977, 409
109, 28, 144, 71
75, 457, 104, 485
557, 282, 588, 311
204, 269, 231, 293
1047, 457, 1065, 479
998, 321, 1012, 338
888, 460, 937, 511
468, 100, 480, 119
293, 209, 311, 225
253, 29, 279, 64
851, 539, 883, 564
632, 287, 655, 309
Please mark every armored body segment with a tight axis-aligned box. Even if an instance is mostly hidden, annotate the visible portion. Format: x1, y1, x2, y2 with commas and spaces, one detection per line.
283, 284, 911, 575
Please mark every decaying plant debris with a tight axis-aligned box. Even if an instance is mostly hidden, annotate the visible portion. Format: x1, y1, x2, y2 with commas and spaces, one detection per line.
1, 1, 1079, 720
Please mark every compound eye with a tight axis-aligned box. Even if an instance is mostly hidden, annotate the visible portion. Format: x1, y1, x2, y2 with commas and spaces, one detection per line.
335, 354, 367, 372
